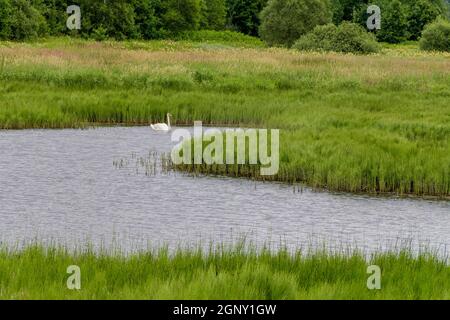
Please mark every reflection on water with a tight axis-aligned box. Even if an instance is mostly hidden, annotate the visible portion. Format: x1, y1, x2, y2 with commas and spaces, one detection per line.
0, 127, 449, 256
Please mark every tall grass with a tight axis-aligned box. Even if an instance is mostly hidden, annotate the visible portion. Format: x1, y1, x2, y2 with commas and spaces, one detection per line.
0, 39, 449, 196
0, 244, 448, 300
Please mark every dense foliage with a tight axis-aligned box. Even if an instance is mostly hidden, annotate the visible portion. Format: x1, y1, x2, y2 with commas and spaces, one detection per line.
331, 0, 367, 25
419, 17, 450, 51
0, 0, 448, 44
404, 0, 444, 40
226, 0, 267, 35
347, 0, 447, 43
259, 0, 332, 47
375, 0, 409, 43
293, 21, 380, 53
0, 0, 229, 40
0, 0, 48, 40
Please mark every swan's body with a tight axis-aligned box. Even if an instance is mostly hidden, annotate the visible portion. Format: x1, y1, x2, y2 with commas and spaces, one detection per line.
151, 113, 171, 131
150, 123, 170, 131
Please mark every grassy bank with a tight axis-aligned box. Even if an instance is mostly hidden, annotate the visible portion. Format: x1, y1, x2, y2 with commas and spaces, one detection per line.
0, 244, 448, 299
0, 38, 449, 196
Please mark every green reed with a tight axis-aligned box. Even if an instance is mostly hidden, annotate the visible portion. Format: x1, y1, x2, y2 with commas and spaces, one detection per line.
0, 244, 448, 299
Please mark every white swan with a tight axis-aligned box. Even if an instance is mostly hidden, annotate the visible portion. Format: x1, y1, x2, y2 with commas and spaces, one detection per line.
151, 113, 172, 131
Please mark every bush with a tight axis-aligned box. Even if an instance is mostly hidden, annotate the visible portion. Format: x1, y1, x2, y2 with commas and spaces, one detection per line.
226, 0, 268, 36
293, 21, 380, 54
259, 0, 332, 47
419, 18, 450, 51
175, 29, 265, 46
177, 29, 260, 41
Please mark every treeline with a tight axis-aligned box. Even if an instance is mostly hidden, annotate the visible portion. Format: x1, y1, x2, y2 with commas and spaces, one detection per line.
332, 0, 449, 42
0, 0, 448, 43
0, 0, 267, 40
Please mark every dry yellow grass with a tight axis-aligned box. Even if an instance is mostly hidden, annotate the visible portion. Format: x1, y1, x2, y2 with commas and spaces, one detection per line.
1, 40, 449, 80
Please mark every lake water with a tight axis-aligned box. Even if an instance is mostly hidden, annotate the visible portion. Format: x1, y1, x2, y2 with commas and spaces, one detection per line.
1, 126, 449, 256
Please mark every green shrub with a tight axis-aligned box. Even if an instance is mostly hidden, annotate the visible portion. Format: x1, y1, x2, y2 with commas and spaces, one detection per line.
419, 17, 450, 51
91, 25, 109, 41
259, 0, 332, 47
293, 22, 380, 54
175, 30, 264, 46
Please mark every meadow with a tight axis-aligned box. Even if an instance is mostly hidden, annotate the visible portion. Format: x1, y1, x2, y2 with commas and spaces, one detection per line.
0, 244, 448, 300
0, 37, 449, 196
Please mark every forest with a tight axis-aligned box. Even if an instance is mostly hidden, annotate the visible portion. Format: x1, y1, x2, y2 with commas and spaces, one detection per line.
0, 0, 449, 50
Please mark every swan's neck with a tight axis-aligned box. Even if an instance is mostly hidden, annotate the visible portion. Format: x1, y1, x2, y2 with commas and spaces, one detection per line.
167, 114, 171, 128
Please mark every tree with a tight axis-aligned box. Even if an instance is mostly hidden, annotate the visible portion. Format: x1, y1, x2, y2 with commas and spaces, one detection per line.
36, 0, 72, 36
132, 0, 163, 39
404, 0, 443, 40
352, 0, 446, 41
161, 0, 202, 34
331, 0, 368, 24
6, 0, 48, 40
201, 0, 227, 30
0, 0, 13, 39
226, 0, 268, 36
375, 0, 408, 43
259, 0, 332, 47
68, 0, 138, 40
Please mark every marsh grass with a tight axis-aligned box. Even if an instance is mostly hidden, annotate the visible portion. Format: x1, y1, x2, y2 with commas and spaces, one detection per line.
0, 39, 449, 196
114, 150, 173, 176
0, 243, 448, 299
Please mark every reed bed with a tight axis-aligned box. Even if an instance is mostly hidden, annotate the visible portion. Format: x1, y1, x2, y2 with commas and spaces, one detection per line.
0, 244, 448, 299
0, 38, 449, 196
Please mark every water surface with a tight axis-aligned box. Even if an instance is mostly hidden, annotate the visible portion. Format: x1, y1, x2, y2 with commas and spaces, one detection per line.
1, 127, 449, 255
